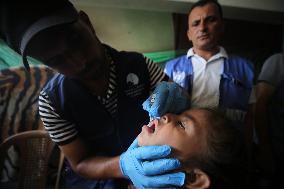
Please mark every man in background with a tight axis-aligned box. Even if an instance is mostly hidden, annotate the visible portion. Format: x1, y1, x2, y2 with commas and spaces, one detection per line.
164, 0, 255, 185
165, 0, 254, 125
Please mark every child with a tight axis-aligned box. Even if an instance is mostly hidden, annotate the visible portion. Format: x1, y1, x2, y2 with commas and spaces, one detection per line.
137, 108, 247, 189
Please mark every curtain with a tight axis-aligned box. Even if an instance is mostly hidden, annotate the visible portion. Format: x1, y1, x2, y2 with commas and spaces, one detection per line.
0, 39, 41, 70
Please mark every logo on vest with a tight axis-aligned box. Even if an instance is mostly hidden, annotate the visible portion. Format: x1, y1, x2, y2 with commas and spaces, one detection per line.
125, 73, 144, 98
127, 73, 139, 86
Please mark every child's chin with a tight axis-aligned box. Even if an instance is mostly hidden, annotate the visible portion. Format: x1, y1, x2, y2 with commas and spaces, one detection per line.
137, 134, 143, 146
137, 134, 150, 146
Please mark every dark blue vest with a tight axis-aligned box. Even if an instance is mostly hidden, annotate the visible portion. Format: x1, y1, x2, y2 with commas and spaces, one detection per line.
43, 46, 151, 189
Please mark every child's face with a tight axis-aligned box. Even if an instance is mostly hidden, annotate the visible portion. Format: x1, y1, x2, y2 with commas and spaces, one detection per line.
138, 109, 209, 161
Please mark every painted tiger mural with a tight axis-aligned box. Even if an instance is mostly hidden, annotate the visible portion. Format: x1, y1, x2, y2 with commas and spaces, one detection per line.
0, 65, 55, 182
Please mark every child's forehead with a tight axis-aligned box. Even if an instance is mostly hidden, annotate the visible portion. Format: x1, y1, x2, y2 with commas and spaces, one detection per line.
182, 108, 209, 120
181, 109, 211, 129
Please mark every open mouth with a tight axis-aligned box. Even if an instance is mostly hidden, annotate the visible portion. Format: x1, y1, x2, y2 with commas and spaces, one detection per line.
147, 121, 156, 133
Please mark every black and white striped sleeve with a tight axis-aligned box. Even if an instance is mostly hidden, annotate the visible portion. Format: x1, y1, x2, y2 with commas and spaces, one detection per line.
38, 90, 78, 145
144, 56, 168, 90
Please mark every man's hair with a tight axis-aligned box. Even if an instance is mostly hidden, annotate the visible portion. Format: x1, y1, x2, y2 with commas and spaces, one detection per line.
183, 108, 247, 189
189, 0, 223, 18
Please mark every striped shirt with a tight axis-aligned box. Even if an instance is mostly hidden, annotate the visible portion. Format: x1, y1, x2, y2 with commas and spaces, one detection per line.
38, 56, 166, 144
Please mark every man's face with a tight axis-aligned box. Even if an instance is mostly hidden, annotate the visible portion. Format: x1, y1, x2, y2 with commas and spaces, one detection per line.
138, 109, 209, 161
27, 18, 107, 81
187, 3, 223, 51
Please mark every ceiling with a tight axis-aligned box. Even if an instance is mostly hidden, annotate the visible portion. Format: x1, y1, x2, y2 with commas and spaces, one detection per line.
71, 0, 284, 24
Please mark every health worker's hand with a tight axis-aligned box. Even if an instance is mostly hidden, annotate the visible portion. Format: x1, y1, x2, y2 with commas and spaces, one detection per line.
119, 138, 185, 189
142, 81, 190, 119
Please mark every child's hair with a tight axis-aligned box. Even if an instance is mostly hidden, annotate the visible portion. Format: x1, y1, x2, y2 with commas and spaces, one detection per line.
183, 108, 247, 189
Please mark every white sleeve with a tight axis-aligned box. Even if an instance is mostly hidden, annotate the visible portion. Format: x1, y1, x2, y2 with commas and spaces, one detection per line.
144, 56, 168, 90
38, 90, 78, 145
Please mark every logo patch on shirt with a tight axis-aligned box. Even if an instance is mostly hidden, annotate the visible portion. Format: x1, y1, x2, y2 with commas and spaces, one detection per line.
126, 73, 139, 86
125, 73, 144, 98
173, 71, 186, 87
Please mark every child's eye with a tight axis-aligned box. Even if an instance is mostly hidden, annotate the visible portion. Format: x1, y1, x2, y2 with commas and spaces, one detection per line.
177, 121, 185, 130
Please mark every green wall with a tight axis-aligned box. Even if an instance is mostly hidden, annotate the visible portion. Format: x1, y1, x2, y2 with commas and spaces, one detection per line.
76, 5, 175, 53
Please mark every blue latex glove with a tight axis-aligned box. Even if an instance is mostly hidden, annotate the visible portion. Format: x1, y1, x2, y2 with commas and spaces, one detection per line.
142, 81, 190, 120
119, 138, 185, 189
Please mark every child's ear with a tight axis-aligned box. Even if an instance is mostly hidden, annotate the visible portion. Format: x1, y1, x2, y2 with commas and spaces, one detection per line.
185, 169, 210, 189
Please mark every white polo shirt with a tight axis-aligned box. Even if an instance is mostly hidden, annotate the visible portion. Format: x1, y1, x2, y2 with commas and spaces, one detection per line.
187, 47, 228, 108
187, 47, 256, 110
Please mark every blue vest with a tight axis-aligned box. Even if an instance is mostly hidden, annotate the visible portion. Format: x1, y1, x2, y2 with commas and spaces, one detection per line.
165, 55, 254, 112
43, 46, 151, 189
